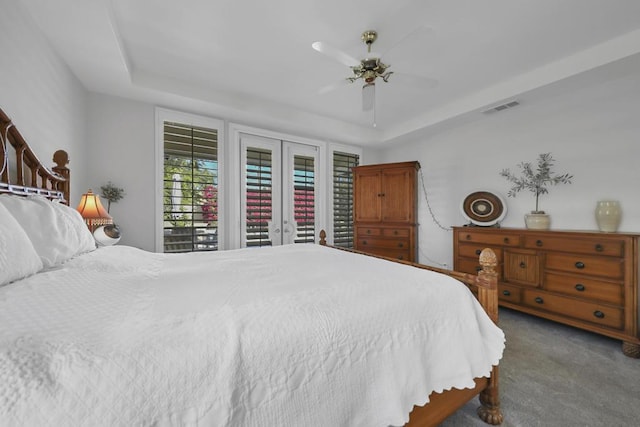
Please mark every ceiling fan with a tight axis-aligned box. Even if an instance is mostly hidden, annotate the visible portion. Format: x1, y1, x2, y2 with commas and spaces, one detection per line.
312, 28, 437, 121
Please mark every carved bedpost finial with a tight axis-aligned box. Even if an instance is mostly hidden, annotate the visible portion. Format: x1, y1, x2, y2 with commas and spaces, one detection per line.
319, 229, 327, 246
53, 150, 69, 168
479, 248, 498, 276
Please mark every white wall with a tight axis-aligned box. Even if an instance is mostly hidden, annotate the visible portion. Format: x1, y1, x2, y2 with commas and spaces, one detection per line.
372, 71, 640, 268
0, 2, 88, 204
86, 93, 156, 251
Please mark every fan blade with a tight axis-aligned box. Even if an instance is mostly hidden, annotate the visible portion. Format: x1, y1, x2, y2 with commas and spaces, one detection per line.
392, 72, 438, 89
312, 41, 360, 67
318, 79, 350, 95
381, 25, 434, 62
362, 83, 375, 111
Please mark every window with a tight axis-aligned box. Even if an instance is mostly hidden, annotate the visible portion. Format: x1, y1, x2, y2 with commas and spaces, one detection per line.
332, 151, 359, 248
162, 121, 219, 253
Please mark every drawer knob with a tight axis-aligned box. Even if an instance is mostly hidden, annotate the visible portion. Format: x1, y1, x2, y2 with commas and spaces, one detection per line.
536, 239, 543, 247
466, 234, 471, 240
398, 243, 404, 248
519, 261, 526, 268
475, 266, 482, 272
502, 290, 511, 296
575, 261, 585, 269
593, 310, 605, 319
475, 249, 482, 255
362, 240, 367, 245
367, 229, 371, 234
575, 284, 585, 292
503, 237, 510, 244
534, 297, 544, 304
595, 244, 603, 252
394, 230, 398, 235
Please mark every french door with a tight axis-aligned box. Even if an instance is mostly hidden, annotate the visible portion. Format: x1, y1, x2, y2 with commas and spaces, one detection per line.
240, 134, 319, 247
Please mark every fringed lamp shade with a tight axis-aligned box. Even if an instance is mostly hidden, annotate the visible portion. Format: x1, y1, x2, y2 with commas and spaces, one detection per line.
76, 189, 112, 231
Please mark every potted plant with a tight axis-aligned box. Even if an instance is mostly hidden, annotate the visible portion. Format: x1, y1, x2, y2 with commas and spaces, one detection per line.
499, 153, 572, 229
98, 181, 125, 245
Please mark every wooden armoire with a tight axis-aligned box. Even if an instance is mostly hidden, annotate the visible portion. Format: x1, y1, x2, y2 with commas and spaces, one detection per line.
353, 161, 420, 262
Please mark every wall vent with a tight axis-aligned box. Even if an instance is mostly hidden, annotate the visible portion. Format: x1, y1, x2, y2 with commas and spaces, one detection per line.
482, 100, 520, 114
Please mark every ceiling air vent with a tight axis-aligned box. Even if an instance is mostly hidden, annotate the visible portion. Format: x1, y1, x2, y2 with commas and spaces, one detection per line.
482, 100, 520, 114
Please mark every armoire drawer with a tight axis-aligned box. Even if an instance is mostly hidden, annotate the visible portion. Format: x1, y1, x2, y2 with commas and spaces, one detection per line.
545, 253, 624, 279
458, 231, 520, 247
544, 272, 624, 306
382, 228, 410, 237
364, 247, 411, 261
357, 237, 409, 250
524, 235, 624, 257
522, 290, 624, 330
357, 227, 381, 236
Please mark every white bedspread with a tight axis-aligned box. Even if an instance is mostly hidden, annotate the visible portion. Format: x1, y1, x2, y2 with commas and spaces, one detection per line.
0, 244, 504, 427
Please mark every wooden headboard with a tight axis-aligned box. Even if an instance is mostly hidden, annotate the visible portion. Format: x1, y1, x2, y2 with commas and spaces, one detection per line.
0, 107, 70, 205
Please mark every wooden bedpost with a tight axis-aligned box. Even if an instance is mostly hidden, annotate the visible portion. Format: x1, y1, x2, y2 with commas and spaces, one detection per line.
52, 150, 70, 205
476, 248, 503, 425
319, 229, 327, 246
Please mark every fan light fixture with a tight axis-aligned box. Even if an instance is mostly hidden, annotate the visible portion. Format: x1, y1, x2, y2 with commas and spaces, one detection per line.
312, 26, 437, 128
347, 31, 393, 85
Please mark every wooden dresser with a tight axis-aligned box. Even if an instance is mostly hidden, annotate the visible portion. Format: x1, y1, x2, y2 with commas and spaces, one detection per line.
453, 227, 640, 358
353, 161, 419, 262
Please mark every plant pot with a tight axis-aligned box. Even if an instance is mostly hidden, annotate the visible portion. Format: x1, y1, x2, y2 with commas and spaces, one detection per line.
525, 212, 550, 230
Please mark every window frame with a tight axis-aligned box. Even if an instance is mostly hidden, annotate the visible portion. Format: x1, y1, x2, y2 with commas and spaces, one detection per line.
154, 108, 225, 252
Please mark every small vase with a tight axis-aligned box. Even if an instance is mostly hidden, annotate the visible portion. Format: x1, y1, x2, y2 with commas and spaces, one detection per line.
525, 212, 550, 230
595, 200, 621, 232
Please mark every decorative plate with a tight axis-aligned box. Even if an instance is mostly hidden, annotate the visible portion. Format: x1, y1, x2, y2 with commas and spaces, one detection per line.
460, 191, 507, 226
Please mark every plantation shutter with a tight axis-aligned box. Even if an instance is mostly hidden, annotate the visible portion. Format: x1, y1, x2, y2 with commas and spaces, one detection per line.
333, 151, 359, 248
292, 155, 315, 243
246, 147, 273, 247
163, 121, 218, 253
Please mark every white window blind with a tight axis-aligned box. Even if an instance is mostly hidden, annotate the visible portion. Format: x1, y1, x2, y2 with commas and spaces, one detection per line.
246, 147, 273, 247
293, 154, 315, 244
333, 151, 359, 248
163, 121, 219, 253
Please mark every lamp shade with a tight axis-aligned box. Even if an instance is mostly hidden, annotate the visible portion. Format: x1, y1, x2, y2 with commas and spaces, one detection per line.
76, 189, 112, 231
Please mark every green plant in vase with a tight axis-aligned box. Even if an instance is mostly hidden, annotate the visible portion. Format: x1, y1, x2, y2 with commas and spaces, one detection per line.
500, 153, 572, 229
98, 181, 125, 244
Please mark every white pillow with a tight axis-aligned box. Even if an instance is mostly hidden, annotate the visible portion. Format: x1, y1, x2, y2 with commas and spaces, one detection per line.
0, 202, 44, 286
0, 195, 96, 268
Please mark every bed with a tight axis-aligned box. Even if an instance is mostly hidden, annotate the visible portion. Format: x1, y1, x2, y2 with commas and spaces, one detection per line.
0, 107, 504, 426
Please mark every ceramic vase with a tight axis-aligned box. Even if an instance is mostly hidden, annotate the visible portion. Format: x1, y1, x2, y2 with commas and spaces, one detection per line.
595, 200, 621, 232
525, 212, 550, 230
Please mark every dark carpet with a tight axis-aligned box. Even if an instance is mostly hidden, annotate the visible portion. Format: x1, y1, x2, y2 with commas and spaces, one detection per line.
440, 308, 640, 427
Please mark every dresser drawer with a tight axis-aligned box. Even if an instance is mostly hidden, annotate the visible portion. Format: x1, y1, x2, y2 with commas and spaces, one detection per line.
545, 253, 624, 279
522, 290, 624, 330
457, 257, 504, 280
357, 227, 381, 236
504, 250, 539, 287
499, 283, 522, 304
458, 231, 520, 247
524, 235, 625, 257
544, 272, 624, 305
357, 237, 409, 250
458, 243, 503, 263
382, 227, 410, 237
